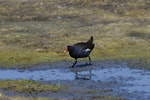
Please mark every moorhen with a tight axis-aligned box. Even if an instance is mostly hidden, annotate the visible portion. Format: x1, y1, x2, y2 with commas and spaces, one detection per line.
66, 36, 95, 68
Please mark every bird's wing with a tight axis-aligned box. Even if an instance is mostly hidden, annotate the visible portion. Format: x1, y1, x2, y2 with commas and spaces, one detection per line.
73, 43, 93, 52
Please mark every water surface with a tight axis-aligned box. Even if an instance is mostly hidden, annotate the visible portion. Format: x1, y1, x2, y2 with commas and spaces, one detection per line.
0, 67, 150, 97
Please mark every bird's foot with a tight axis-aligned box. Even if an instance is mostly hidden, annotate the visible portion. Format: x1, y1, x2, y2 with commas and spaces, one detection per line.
70, 65, 75, 68
70, 66, 73, 68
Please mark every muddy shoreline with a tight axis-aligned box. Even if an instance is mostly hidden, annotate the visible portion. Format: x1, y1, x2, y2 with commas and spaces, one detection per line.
0, 61, 150, 100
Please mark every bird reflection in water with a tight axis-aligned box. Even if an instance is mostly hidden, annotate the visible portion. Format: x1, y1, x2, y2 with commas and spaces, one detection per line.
70, 63, 93, 80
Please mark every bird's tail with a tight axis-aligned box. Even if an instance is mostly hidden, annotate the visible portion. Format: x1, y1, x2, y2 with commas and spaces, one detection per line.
86, 36, 93, 44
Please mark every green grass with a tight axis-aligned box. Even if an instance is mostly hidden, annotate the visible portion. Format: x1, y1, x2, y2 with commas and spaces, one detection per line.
0, 0, 150, 68
0, 49, 68, 68
0, 80, 63, 94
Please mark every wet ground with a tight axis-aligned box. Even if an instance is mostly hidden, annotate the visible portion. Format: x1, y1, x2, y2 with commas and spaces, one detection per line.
0, 61, 150, 100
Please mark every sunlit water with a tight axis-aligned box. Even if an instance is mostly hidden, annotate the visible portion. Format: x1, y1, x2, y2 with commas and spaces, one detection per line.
0, 67, 150, 98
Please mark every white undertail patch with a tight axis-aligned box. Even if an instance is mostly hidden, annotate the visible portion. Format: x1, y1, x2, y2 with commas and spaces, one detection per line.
84, 48, 91, 52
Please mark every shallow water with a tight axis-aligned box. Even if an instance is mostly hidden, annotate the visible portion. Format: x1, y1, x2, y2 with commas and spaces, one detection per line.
0, 69, 75, 80
0, 67, 150, 97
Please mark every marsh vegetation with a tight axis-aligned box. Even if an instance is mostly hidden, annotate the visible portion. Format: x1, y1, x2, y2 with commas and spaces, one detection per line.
0, 0, 150, 99
0, 0, 150, 68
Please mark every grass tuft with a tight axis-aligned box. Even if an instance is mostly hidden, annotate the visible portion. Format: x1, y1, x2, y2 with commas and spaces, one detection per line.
0, 80, 63, 94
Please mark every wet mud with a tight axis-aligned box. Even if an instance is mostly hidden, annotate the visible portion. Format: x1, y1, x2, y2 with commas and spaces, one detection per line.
0, 61, 150, 100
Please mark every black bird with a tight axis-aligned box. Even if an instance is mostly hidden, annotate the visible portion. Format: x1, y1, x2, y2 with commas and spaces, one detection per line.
66, 36, 95, 68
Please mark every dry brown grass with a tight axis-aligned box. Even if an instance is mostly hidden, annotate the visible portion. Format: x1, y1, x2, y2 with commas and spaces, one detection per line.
0, 0, 150, 68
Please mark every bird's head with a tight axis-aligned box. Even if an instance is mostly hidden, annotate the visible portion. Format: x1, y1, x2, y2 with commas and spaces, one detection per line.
64, 45, 72, 52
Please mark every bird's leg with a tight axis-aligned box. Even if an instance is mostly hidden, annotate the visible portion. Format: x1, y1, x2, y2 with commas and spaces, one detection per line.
71, 59, 77, 68
88, 56, 92, 65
